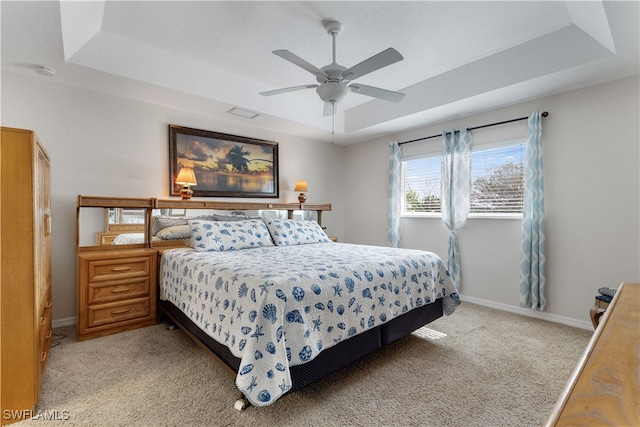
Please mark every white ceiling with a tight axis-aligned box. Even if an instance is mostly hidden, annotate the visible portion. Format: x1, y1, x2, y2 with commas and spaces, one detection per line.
1, 1, 638, 144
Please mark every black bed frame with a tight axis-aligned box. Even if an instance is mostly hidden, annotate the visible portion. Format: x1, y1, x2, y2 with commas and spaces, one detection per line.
159, 297, 443, 395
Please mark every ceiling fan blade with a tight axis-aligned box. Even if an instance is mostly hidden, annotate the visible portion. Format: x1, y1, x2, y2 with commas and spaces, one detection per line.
343, 48, 403, 81
260, 84, 318, 96
349, 84, 405, 103
323, 102, 336, 117
273, 50, 328, 80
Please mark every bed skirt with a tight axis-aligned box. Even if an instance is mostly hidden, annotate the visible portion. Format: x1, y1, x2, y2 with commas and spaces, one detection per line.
159, 297, 443, 394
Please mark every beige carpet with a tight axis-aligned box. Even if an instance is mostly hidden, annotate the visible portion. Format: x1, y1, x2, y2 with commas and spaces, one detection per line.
17, 303, 592, 427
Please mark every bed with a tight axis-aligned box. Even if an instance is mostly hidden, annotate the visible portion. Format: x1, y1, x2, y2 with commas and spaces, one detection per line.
111, 232, 147, 245
157, 216, 460, 408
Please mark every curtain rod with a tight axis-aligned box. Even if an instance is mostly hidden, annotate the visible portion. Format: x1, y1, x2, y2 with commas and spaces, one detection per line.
397, 111, 549, 146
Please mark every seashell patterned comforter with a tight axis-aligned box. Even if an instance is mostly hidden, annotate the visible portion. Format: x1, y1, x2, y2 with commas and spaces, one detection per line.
160, 242, 460, 406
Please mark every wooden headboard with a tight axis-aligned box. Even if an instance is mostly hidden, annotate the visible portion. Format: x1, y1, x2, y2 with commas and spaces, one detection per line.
77, 195, 331, 250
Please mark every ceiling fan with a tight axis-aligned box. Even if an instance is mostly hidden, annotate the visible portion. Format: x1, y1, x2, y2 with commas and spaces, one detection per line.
260, 20, 405, 116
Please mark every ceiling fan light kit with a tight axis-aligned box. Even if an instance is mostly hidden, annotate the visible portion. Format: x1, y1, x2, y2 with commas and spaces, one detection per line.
316, 81, 350, 104
260, 20, 405, 116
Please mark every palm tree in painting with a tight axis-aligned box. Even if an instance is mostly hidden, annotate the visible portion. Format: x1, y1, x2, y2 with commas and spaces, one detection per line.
227, 145, 250, 173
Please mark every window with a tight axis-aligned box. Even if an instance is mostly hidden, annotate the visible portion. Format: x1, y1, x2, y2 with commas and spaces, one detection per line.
402, 154, 442, 214
402, 139, 526, 217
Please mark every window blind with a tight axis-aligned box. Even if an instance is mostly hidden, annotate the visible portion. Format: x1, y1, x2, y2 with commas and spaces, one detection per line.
470, 142, 525, 214
402, 140, 526, 216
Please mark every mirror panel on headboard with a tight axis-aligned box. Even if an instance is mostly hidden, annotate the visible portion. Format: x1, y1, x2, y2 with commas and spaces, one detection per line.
153, 200, 330, 222
76, 196, 153, 251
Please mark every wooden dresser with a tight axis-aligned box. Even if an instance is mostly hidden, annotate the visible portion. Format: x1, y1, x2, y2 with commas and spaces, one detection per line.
1, 127, 52, 425
546, 282, 640, 426
76, 196, 157, 341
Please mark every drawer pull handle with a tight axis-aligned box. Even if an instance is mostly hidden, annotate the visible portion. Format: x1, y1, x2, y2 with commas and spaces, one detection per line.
41, 352, 47, 362
44, 214, 51, 236
111, 266, 131, 272
111, 308, 131, 315
40, 317, 46, 326
110, 287, 131, 293
46, 330, 52, 339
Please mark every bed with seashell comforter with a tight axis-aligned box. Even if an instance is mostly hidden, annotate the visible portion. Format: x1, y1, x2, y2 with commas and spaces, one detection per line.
158, 217, 460, 408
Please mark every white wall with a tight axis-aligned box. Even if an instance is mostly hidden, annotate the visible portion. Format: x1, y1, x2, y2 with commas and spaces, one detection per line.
344, 76, 640, 328
3, 71, 638, 329
1, 72, 346, 323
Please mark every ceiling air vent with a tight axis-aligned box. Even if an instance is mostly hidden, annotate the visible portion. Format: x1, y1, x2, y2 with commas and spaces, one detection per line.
227, 107, 259, 119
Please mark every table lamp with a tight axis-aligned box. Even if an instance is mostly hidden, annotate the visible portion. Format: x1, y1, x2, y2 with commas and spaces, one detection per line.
294, 180, 308, 203
175, 167, 197, 200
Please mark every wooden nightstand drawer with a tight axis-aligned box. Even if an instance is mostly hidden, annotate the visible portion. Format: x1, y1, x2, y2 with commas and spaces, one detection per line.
87, 256, 152, 283
88, 277, 150, 305
87, 298, 150, 327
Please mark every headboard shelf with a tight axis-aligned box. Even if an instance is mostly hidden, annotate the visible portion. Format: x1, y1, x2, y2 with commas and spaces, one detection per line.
78, 195, 154, 208
154, 199, 331, 212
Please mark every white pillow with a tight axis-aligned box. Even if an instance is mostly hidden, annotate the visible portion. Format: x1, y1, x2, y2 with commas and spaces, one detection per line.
152, 216, 187, 235
264, 219, 330, 246
188, 219, 274, 252
155, 224, 192, 240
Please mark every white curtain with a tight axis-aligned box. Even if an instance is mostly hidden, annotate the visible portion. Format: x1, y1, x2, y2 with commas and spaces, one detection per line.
519, 111, 546, 310
388, 141, 402, 247
441, 130, 472, 289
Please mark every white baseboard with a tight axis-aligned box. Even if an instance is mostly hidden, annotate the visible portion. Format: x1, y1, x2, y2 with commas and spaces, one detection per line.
52, 317, 76, 328
459, 294, 593, 331
52, 297, 593, 331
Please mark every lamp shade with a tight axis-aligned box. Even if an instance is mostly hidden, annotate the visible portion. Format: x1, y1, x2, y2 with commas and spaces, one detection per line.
175, 167, 197, 185
294, 180, 308, 192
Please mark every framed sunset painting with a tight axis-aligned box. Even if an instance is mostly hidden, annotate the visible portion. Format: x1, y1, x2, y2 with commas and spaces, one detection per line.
169, 125, 279, 198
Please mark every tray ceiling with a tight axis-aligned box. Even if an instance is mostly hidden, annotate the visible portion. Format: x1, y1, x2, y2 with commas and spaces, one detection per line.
1, 1, 638, 144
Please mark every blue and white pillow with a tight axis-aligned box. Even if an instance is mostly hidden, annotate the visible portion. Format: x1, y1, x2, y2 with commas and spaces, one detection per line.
188, 219, 274, 252
264, 219, 330, 246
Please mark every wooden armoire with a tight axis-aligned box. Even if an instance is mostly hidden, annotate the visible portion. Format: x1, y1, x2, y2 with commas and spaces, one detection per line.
1, 127, 52, 425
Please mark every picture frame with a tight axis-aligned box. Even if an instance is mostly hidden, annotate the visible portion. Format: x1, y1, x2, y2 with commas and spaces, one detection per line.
169, 125, 279, 198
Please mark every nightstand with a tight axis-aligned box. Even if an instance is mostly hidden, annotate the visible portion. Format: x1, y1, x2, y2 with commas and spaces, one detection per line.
77, 249, 157, 340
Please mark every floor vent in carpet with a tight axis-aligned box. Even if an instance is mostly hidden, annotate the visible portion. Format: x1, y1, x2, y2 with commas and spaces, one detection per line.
412, 327, 447, 340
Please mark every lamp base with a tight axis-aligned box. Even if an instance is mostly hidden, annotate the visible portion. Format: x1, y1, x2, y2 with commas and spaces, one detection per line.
180, 186, 193, 200
298, 193, 307, 203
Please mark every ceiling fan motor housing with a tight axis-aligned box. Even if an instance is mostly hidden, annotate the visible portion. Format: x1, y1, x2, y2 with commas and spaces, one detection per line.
317, 63, 347, 84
